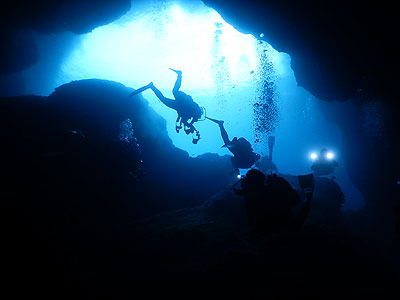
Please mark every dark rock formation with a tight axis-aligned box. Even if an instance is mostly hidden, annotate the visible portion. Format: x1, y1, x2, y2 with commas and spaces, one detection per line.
2, 0, 131, 34
0, 0, 131, 74
0, 78, 239, 298
204, 0, 399, 103
317, 98, 399, 231
0, 79, 234, 216
0, 29, 39, 74
124, 203, 397, 298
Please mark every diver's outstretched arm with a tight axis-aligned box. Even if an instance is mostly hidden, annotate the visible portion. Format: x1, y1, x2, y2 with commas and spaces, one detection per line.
207, 117, 230, 145
169, 68, 182, 97
218, 122, 231, 146
148, 84, 178, 110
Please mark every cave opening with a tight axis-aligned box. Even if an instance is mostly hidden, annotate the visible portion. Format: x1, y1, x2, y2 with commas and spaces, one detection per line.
15, 0, 363, 210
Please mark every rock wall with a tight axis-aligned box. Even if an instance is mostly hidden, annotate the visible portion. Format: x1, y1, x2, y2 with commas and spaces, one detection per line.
0, 79, 234, 220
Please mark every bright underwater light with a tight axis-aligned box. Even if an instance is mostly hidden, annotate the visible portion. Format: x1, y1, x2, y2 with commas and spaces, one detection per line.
326, 152, 334, 159
310, 153, 317, 160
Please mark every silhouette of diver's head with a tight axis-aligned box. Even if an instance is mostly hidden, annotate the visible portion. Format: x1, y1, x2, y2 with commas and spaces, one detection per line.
241, 169, 266, 190
222, 137, 238, 148
320, 148, 328, 156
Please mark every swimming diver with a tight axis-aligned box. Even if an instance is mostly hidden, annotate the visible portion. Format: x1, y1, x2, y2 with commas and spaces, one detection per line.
128, 68, 203, 144
311, 148, 339, 178
233, 169, 312, 234
207, 117, 261, 173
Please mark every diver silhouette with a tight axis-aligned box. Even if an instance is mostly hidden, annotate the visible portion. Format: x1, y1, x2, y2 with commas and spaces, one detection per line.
129, 68, 203, 144
207, 117, 260, 173
233, 169, 313, 234
311, 148, 339, 178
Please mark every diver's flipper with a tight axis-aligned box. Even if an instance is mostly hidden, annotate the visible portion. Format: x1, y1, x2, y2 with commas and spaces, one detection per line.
128, 83, 152, 97
169, 68, 182, 75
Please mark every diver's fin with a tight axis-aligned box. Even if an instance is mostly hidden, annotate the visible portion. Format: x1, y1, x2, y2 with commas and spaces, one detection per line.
169, 68, 182, 74
128, 83, 152, 97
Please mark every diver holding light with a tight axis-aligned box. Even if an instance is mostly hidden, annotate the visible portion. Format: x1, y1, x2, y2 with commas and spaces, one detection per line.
310, 148, 339, 178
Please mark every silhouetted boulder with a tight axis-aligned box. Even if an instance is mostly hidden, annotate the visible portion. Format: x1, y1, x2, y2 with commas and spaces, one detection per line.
0, 79, 234, 218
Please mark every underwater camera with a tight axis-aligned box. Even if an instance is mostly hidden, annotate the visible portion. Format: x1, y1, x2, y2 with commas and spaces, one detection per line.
298, 173, 315, 195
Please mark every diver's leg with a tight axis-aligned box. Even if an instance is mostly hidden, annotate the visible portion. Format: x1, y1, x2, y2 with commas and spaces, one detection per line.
148, 85, 178, 110
169, 68, 182, 97
207, 117, 230, 145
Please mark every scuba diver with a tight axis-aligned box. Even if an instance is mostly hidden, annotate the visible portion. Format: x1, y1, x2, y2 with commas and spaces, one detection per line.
311, 148, 339, 178
256, 136, 278, 174
233, 169, 314, 234
207, 117, 260, 173
129, 68, 204, 144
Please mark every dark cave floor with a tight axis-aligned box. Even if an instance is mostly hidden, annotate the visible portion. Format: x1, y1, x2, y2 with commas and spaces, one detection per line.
60, 191, 400, 299
3, 183, 400, 299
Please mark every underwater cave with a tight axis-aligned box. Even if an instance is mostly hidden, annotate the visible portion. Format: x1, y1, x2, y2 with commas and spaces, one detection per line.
1, 0, 399, 298
8, 0, 363, 209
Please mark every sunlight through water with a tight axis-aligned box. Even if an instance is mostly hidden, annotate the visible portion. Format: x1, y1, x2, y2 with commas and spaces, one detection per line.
59, 0, 286, 157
